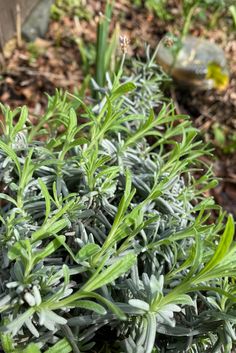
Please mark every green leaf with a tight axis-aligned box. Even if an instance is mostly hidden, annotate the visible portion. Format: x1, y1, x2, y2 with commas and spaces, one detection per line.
18, 149, 35, 195
45, 338, 72, 353
32, 219, 70, 242
198, 215, 235, 277
95, 0, 113, 87
54, 235, 77, 263
22, 343, 41, 353
68, 300, 106, 314
13, 106, 28, 135
68, 137, 88, 149
213, 124, 225, 145
8, 241, 25, 261
184, 230, 203, 281
169, 294, 194, 307
0, 140, 21, 176
99, 169, 135, 256
33, 236, 65, 263
82, 253, 136, 292
90, 292, 126, 320
63, 264, 70, 287
111, 82, 136, 101
67, 108, 77, 138
0, 193, 17, 207
52, 290, 126, 320
77, 243, 100, 260
0, 330, 15, 353
229, 5, 236, 27
38, 178, 51, 223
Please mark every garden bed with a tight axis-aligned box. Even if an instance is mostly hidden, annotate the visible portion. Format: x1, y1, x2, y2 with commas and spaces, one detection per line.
0, 2, 236, 352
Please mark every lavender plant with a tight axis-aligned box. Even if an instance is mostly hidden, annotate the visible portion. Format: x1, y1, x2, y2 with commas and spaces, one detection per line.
0, 62, 235, 353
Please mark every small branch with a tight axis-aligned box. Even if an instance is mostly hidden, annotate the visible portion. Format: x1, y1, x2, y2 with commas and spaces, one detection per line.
61, 324, 81, 353
0, 24, 6, 68
16, 3, 22, 48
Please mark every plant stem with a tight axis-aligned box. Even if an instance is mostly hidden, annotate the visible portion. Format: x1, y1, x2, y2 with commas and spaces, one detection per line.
181, 4, 197, 40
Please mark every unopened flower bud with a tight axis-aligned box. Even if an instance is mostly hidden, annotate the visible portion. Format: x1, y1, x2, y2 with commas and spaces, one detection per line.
119, 35, 130, 54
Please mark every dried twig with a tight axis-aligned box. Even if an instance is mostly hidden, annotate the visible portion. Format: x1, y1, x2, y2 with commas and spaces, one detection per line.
16, 3, 22, 48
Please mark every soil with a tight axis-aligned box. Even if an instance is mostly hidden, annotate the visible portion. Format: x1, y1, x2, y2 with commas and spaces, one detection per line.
0, 0, 235, 216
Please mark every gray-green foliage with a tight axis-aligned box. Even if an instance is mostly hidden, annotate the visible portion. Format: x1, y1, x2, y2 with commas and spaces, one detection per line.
119, 46, 171, 116
0, 65, 235, 353
92, 46, 170, 118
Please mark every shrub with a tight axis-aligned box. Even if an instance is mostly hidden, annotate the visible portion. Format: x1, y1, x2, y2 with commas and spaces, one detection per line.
0, 66, 235, 353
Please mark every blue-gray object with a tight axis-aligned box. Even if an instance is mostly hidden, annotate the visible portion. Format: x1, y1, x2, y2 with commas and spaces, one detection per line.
22, 0, 54, 41
156, 35, 229, 90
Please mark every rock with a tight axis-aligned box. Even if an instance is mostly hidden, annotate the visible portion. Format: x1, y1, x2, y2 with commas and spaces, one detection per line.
156, 35, 229, 90
22, 0, 54, 42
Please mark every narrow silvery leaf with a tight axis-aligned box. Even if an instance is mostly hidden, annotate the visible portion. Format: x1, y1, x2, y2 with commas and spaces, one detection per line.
60, 288, 73, 299
24, 293, 36, 307
38, 310, 46, 326
123, 336, 137, 352
42, 319, 56, 332
6, 282, 18, 288
206, 297, 221, 310
129, 299, 150, 312
157, 309, 177, 327
25, 318, 39, 338
136, 318, 148, 346
32, 286, 42, 306
150, 274, 164, 295
5, 308, 35, 335
38, 310, 57, 331
0, 295, 11, 307
225, 321, 236, 340
145, 312, 157, 353
44, 310, 67, 325
13, 261, 24, 281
